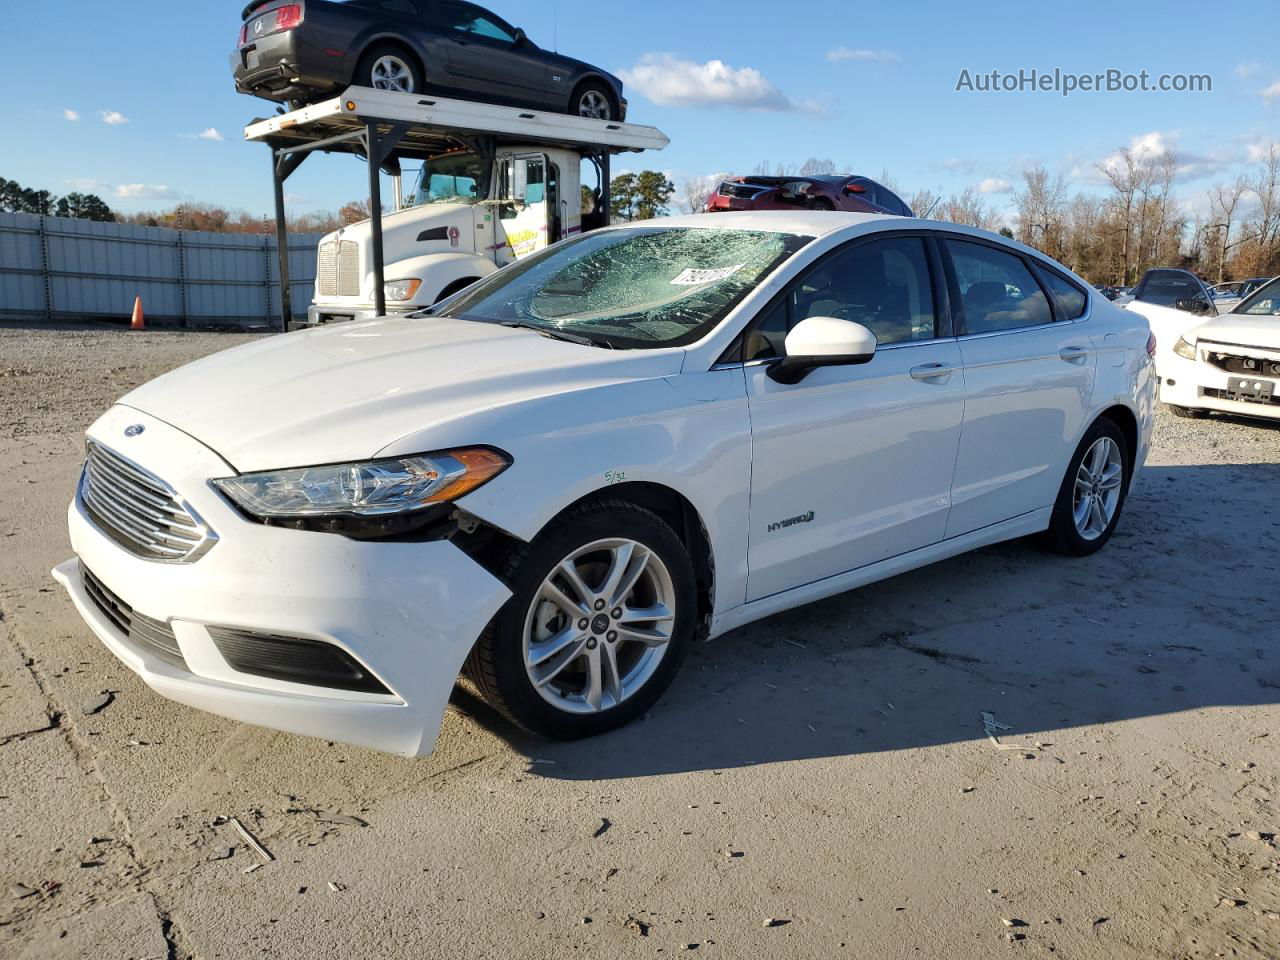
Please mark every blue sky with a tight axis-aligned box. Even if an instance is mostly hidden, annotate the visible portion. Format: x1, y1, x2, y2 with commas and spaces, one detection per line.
3, 0, 1278, 221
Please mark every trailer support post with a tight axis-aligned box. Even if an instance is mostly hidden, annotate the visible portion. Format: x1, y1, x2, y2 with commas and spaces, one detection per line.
271, 149, 308, 333
363, 121, 411, 320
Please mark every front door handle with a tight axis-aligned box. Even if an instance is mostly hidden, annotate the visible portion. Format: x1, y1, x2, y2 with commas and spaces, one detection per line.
1059, 345, 1090, 364
910, 362, 953, 382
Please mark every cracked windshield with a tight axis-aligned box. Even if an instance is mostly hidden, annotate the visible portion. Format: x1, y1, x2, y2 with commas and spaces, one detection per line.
433, 227, 811, 347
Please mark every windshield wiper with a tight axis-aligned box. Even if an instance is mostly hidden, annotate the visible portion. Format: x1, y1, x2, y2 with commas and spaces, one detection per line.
497, 321, 613, 349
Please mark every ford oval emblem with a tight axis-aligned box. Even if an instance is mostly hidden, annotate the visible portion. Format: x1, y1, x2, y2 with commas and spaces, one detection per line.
124, 424, 145, 438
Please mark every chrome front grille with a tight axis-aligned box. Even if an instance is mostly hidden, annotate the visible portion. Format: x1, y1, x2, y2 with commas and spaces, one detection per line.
79, 441, 216, 563
316, 240, 361, 297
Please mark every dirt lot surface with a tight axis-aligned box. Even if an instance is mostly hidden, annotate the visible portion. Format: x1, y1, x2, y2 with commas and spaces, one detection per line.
2, 324, 1279, 960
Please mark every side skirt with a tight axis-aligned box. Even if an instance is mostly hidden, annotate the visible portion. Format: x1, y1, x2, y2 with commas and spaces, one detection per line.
709, 507, 1052, 639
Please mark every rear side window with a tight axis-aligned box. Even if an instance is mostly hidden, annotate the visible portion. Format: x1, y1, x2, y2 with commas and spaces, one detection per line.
1036, 266, 1088, 320
947, 239, 1052, 334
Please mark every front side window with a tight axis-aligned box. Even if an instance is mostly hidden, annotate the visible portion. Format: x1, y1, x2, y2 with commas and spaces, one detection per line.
743, 236, 937, 360
948, 240, 1052, 333
440, 3, 516, 42
432, 227, 812, 349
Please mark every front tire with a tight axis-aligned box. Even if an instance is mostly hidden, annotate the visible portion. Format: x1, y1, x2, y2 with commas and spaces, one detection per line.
467, 500, 697, 740
569, 81, 616, 121
1042, 417, 1131, 557
1168, 404, 1207, 419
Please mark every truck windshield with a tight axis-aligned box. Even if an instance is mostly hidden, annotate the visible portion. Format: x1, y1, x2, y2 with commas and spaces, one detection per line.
411, 150, 490, 206
428, 227, 812, 348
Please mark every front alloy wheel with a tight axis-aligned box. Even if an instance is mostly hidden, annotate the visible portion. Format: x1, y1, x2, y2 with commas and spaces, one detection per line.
468, 500, 696, 739
524, 539, 676, 714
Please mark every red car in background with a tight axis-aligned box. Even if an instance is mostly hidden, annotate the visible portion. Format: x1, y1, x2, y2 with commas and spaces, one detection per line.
705, 175, 913, 216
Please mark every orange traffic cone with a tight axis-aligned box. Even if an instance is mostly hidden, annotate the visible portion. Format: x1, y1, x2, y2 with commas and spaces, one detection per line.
130, 296, 145, 331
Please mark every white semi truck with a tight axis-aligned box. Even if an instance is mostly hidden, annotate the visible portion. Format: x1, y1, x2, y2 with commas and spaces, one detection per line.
245, 86, 669, 329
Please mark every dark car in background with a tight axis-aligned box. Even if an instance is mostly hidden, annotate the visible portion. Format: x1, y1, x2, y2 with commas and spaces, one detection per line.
232, 0, 627, 120
705, 175, 914, 217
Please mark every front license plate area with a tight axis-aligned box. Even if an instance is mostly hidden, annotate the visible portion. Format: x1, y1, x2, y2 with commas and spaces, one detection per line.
1225, 376, 1275, 403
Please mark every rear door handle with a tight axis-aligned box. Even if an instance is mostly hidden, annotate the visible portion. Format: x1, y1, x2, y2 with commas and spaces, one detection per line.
910, 363, 953, 382
1059, 345, 1090, 364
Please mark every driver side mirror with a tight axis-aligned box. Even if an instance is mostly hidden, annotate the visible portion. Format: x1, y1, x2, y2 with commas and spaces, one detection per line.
843, 183, 867, 195
768, 316, 878, 384
1175, 297, 1213, 316
513, 27, 528, 46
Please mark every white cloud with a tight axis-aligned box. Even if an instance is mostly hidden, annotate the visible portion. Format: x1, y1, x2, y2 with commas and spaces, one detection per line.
180, 127, 224, 142
65, 178, 109, 192
63, 108, 80, 122
618, 54, 817, 113
978, 178, 1012, 194
1236, 61, 1261, 79
100, 110, 129, 125
114, 184, 172, 200
1261, 81, 1280, 102
826, 47, 900, 64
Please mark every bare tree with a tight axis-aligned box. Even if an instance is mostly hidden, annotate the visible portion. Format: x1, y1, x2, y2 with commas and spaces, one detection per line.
1014, 166, 1068, 259
1207, 176, 1249, 282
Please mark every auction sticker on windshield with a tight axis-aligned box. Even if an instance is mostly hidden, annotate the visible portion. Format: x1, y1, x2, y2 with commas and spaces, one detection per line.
670, 265, 745, 286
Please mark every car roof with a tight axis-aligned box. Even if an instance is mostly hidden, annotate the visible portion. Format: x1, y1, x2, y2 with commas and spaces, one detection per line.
636, 211, 891, 236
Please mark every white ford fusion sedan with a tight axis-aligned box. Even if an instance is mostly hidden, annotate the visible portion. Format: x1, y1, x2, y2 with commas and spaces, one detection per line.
54, 212, 1155, 756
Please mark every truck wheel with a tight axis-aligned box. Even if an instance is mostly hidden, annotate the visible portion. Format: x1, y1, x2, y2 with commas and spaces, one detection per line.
570, 82, 616, 121
467, 500, 697, 740
356, 45, 423, 94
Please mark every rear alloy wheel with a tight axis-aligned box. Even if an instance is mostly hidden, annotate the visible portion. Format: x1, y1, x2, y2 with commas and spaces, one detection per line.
357, 46, 422, 94
468, 501, 696, 739
1043, 418, 1131, 556
571, 82, 615, 121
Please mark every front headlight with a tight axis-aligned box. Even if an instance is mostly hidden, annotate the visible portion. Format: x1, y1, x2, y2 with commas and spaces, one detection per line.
1172, 336, 1197, 360
384, 278, 423, 302
212, 447, 510, 526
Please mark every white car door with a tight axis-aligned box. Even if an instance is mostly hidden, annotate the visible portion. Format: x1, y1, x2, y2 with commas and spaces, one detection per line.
741, 235, 965, 602
941, 237, 1097, 537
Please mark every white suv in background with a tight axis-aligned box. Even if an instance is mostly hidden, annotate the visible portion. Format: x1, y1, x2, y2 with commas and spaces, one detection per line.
55, 212, 1155, 756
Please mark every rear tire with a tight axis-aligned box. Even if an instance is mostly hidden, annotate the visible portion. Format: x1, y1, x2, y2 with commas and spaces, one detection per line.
1042, 417, 1131, 557
467, 500, 697, 740
355, 45, 423, 94
1168, 404, 1207, 419
809, 197, 835, 211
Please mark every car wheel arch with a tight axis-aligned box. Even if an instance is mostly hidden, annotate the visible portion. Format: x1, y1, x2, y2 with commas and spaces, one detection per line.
466, 481, 715, 637
567, 75, 619, 113
349, 34, 428, 86
1093, 404, 1139, 478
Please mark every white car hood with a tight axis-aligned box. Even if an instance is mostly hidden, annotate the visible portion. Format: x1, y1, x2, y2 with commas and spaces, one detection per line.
119, 317, 683, 472
1190, 313, 1280, 351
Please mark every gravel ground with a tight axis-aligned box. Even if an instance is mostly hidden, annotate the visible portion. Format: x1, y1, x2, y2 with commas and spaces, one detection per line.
2, 324, 1279, 960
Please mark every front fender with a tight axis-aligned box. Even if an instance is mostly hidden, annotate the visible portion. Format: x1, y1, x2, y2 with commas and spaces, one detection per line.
377, 369, 754, 617
388, 252, 496, 306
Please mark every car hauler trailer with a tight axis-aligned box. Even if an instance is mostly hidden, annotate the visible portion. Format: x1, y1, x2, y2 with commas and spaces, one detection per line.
245, 86, 669, 331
